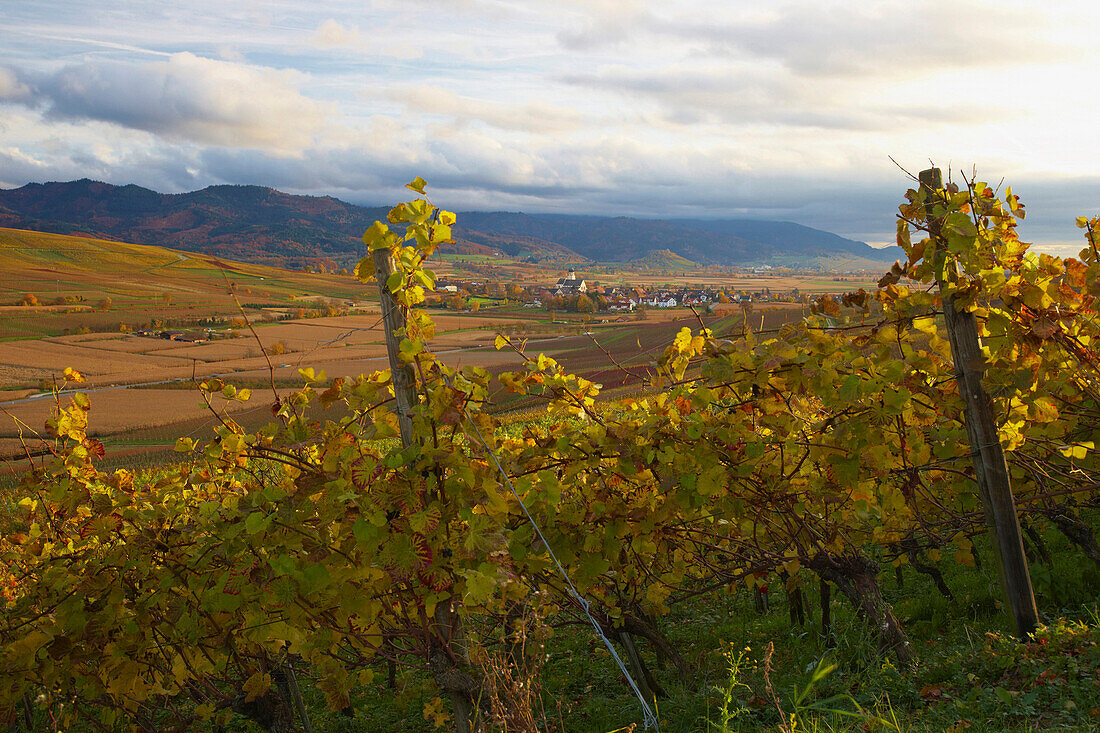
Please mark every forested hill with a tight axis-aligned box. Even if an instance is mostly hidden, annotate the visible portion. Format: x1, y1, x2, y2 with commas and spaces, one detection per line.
0, 179, 390, 267
0, 179, 899, 268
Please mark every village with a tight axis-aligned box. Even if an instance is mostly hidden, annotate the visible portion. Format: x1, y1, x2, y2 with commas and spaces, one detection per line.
430, 268, 814, 314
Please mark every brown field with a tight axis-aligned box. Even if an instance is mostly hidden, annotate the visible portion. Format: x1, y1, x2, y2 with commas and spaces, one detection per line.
0, 304, 93, 313
0, 363, 54, 389
0, 339, 195, 377
0, 438, 30, 458
0, 309, 532, 463
444, 255, 881, 294
0, 305, 818, 476
0, 387, 295, 439
1, 226, 873, 480
53, 334, 209, 353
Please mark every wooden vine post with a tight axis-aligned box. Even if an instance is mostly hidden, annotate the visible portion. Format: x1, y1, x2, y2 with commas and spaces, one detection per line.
371, 246, 479, 733
373, 247, 417, 446
919, 167, 1039, 640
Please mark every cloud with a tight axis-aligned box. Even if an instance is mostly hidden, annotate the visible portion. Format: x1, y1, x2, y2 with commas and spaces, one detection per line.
0, 67, 31, 102
678, 0, 1067, 77
558, 0, 1069, 78
311, 19, 361, 48
557, 12, 651, 52
565, 64, 1004, 132
1, 110, 1092, 251
0, 136, 204, 193
386, 85, 585, 134
11, 53, 332, 151
1, 0, 1097, 252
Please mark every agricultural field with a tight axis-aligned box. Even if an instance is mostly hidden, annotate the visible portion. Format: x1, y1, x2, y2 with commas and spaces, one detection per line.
0, 224, 826, 476
0, 287, 796, 478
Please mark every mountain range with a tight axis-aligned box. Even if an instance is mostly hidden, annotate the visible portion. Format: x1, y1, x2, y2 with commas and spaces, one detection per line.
0, 179, 898, 269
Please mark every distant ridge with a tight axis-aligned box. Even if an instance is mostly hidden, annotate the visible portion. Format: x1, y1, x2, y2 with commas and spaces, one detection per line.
0, 179, 389, 268
0, 179, 900, 268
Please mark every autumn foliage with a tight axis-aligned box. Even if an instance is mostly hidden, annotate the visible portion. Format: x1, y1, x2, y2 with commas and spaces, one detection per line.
3, 176, 1100, 730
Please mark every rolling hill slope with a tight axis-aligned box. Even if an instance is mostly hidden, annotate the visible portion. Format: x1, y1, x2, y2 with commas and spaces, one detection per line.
0, 227, 356, 297
0, 227, 365, 340
633, 249, 697, 269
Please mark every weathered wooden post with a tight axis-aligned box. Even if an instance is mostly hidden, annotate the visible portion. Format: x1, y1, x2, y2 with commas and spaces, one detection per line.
919, 167, 1038, 640
372, 248, 417, 446
371, 246, 480, 732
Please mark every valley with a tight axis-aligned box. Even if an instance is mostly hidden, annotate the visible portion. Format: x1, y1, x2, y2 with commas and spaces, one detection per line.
0, 226, 861, 479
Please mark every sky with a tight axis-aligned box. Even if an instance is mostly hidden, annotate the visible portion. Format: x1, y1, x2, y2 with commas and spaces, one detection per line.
0, 0, 1097, 253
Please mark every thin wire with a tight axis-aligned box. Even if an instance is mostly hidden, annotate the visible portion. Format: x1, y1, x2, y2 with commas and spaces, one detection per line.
291, 318, 386, 368
445, 373, 660, 731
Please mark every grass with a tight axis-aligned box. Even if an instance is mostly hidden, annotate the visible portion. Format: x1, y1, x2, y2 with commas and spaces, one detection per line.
313, 523, 1100, 733
9, 400, 1089, 723
8, 400, 1034, 733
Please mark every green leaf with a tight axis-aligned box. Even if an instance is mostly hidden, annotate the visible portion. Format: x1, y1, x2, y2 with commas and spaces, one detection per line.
362, 221, 390, 250
243, 672, 271, 703
412, 269, 435, 290
222, 433, 246, 453
298, 563, 331, 594
298, 367, 326, 383
245, 512, 268, 535
1060, 442, 1092, 460
578, 554, 610, 581
431, 224, 452, 243
386, 271, 404, 293
354, 255, 375, 283
406, 176, 428, 194
352, 517, 381, 548
270, 554, 297, 576
398, 337, 423, 362
1029, 397, 1059, 423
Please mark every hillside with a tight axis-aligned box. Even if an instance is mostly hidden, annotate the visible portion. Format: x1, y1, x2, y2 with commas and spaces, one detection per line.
675, 218, 889, 262
633, 248, 697, 269
0, 180, 390, 267
0, 179, 900, 268
0, 226, 359, 297
0, 227, 364, 340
